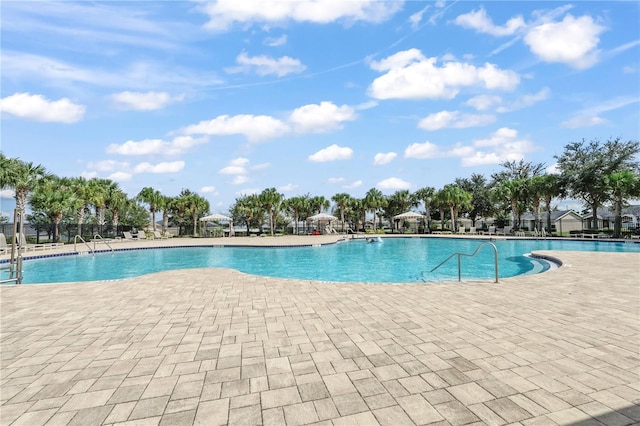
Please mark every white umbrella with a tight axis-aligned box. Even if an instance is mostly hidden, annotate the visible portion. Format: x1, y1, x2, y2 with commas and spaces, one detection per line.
308, 213, 338, 222
393, 211, 424, 233
200, 213, 233, 237
200, 213, 232, 222
393, 211, 424, 220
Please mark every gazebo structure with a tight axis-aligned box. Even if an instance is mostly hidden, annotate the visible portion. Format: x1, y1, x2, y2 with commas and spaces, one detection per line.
393, 211, 425, 233
199, 213, 234, 237
308, 213, 339, 234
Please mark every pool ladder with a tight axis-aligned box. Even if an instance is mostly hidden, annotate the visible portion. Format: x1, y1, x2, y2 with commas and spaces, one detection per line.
429, 241, 499, 283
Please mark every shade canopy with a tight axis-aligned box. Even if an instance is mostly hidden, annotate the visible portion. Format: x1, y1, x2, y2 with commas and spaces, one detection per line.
393, 211, 424, 220
200, 213, 232, 222
308, 212, 338, 222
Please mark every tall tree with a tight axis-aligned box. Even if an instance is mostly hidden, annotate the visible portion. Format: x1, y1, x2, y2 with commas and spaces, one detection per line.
538, 173, 562, 234
137, 187, 163, 231
68, 177, 92, 237
413, 186, 435, 233
331, 193, 352, 232
556, 138, 640, 229
88, 178, 118, 234
455, 174, 492, 226
308, 195, 330, 214
283, 194, 309, 234
364, 188, 386, 231
605, 170, 639, 238
260, 188, 283, 235
441, 184, 472, 231
0, 154, 50, 214
29, 176, 73, 242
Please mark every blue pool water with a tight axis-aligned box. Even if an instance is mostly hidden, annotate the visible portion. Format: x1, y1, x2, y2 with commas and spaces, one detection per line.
7, 237, 640, 284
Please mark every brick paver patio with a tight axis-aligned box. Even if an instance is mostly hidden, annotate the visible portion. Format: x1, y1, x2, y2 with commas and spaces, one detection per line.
1, 237, 639, 425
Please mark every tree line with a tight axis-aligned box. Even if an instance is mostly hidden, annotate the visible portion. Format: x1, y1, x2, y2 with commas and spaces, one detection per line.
1, 138, 638, 241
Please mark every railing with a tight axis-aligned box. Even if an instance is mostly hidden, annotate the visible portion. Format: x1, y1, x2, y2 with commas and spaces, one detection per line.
74, 235, 94, 255
430, 241, 499, 283
93, 234, 114, 252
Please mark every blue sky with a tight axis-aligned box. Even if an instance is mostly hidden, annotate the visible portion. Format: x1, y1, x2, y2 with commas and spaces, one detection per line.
1, 1, 639, 216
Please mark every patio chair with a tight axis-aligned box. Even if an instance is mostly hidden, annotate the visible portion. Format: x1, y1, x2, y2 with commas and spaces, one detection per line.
0, 233, 8, 255
137, 231, 148, 240
458, 225, 466, 234
487, 226, 496, 235
122, 231, 136, 241
468, 227, 477, 235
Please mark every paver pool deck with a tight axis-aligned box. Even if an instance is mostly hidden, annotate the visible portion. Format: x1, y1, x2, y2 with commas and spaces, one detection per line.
1, 236, 639, 425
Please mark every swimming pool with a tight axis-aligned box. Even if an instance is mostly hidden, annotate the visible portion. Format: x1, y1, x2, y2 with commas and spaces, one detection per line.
6, 237, 640, 284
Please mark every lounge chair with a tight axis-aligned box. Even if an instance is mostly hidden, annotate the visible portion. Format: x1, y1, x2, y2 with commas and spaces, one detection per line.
153, 230, 169, 239
457, 225, 466, 234
137, 231, 148, 240
498, 226, 511, 236
122, 231, 136, 241
468, 227, 477, 235
487, 226, 496, 235
0, 233, 8, 255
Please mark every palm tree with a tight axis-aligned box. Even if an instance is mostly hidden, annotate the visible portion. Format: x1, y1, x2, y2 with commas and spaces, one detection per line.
538, 174, 562, 234
186, 193, 210, 236
231, 194, 262, 234
68, 177, 92, 237
433, 189, 449, 231
364, 188, 385, 231
29, 176, 73, 243
283, 195, 309, 235
260, 188, 283, 235
309, 195, 330, 214
606, 170, 639, 238
89, 178, 118, 235
160, 195, 173, 233
108, 187, 128, 234
137, 187, 163, 232
441, 184, 472, 232
496, 179, 527, 230
331, 193, 352, 232
414, 186, 435, 233
0, 154, 49, 214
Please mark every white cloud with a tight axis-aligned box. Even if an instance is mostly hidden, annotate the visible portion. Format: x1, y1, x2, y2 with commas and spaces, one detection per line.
328, 177, 345, 183
133, 161, 185, 173
279, 183, 298, 192
560, 96, 639, 128
2, 51, 223, 90
344, 180, 362, 189
408, 5, 430, 29
0, 92, 85, 123
232, 176, 250, 185
226, 52, 306, 77
199, 0, 402, 31
377, 177, 412, 190
465, 94, 502, 111
201, 186, 217, 193
561, 115, 608, 129
373, 152, 397, 165
454, 8, 525, 36
404, 141, 441, 159
404, 128, 536, 167
110, 91, 183, 110
524, 14, 604, 69
183, 114, 289, 142
368, 49, 519, 100
418, 110, 495, 130
108, 171, 133, 182
220, 158, 248, 174
264, 34, 287, 47
496, 87, 550, 113
308, 144, 353, 162
0, 189, 15, 198
464, 127, 535, 166
85, 160, 130, 172
106, 136, 207, 156
289, 101, 357, 133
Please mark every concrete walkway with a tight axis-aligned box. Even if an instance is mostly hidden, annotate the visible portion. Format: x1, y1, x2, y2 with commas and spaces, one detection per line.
1, 237, 639, 425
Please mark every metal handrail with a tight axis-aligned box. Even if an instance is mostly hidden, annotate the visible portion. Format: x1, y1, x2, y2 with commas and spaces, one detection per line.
74, 235, 94, 255
93, 234, 114, 252
430, 241, 499, 283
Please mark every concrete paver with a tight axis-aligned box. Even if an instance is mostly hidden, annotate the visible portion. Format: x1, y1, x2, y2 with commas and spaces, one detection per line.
1, 236, 639, 425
